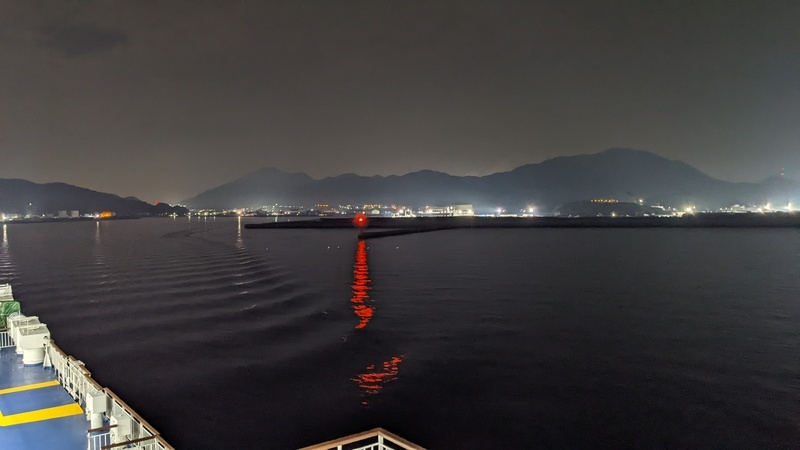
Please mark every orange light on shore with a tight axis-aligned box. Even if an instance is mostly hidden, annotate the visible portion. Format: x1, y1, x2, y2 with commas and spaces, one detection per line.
353, 213, 368, 228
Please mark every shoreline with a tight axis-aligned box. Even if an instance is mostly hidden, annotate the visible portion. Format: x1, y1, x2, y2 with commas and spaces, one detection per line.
244, 213, 800, 229
244, 213, 800, 238
1, 216, 144, 225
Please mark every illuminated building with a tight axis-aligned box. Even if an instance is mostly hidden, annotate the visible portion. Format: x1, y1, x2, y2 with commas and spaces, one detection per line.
417, 204, 474, 217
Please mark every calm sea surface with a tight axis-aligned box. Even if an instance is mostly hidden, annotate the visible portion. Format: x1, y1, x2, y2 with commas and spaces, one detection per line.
1, 218, 798, 449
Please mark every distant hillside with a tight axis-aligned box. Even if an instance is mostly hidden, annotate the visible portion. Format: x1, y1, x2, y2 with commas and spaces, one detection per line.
183, 148, 800, 212
181, 167, 314, 210
0, 179, 187, 216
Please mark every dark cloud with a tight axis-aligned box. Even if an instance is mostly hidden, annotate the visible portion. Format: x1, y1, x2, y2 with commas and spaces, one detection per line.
39, 24, 127, 57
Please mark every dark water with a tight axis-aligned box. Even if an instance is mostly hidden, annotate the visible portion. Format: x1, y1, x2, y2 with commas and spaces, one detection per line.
1, 218, 798, 449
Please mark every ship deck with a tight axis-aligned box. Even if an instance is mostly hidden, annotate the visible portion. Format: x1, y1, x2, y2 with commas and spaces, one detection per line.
0, 346, 87, 449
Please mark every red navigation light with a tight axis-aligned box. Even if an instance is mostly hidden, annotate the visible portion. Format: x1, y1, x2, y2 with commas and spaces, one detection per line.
353, 213, 368, 228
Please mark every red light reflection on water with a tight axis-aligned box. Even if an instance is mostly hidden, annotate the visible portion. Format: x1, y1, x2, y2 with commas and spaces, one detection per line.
351, 240, 373, 329
352, 356, 404, 404
347, 242, 405, 404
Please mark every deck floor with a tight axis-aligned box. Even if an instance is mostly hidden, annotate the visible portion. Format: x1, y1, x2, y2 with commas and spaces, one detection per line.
0, 347, 87, 449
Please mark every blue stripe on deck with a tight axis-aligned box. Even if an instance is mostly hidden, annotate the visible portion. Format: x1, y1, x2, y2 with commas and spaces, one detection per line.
0, 386, 77, 415
0, 414, 88, 449
0, 348, 88, 450
0, 349, 56, 389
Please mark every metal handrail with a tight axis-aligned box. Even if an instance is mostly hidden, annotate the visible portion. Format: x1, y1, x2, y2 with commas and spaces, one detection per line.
87, 430, 112, 450
0, 329, 12, 348
87, 424, 118, 433
101, 435, 160, 449
299, 427, 426, 450
43, 339, 174, 450
104, 388, 166, 442
4, 297, 173, 450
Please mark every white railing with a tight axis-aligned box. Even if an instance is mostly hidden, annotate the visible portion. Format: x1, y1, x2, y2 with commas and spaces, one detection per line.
44, 340, 174, 450
87, 430, 112, 450
46, 341, 95, 404
352, 441, 400, 450
299, 428, 425, 450
90, 434, 163, 450
4, 296, 173, 450
87, 429, 165, 450
103, 388, 169, 450
0, 329, 13, 348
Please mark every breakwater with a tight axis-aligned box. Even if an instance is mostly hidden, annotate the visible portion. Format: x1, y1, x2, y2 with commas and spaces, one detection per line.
244, 213, 800, 238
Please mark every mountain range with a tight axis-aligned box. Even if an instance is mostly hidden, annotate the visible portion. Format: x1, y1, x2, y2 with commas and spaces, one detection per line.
0, 179, 186, 217
1, 149, 796, 216
182, 148, 799, 212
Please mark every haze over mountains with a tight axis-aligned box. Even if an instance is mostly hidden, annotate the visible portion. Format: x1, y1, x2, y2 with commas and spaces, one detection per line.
1, 149, 796, 216
182, 149, 799, 212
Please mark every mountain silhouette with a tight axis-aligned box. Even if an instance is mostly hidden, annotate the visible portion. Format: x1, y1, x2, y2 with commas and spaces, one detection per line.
188, 148, 797, 212
0, 179, 186, 216
181, 167, 314, 210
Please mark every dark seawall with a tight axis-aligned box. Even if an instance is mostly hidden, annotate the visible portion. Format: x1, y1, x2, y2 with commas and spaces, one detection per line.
244, 213, 800, 238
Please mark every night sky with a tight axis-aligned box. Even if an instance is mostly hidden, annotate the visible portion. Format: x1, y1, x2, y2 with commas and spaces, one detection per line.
1, 1, 797, 203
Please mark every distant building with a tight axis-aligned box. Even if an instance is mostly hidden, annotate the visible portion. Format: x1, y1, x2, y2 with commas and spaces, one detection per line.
70, 210, 80, 218
452, 204, 474, 216
392, 208, 415, 217
57, 211, 68, 218
418, 204, 474, 217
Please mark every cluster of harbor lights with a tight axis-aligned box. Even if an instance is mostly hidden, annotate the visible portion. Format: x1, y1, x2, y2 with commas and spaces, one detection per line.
0, 284, 173, 450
